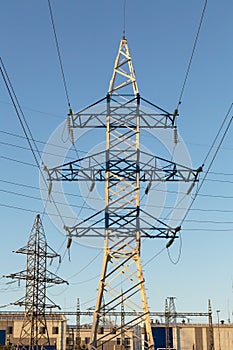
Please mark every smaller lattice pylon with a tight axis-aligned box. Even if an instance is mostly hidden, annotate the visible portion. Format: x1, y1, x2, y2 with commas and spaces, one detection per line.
165, 297, 177, 349
208, 299, 215, 350
5, 214, 68, 350
76, 298, 81, 349
167, 297, 177, 324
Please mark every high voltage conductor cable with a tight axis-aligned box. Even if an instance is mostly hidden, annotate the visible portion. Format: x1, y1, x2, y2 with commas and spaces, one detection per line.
176, 0, 208, 109
0, 178, 104, 201
181, 115, 233, 226
166, 112, 233, 265
0, 58, 65, 226
0, 139, 81, 162
203, 103, 233, 165
0, 188, 96, 213
47, 0, 71, 109
2, 200, 233, 225
0, 99, 63, 119
0, 203, 89, 220
123, 0, 127, 36
0, 58, 41, 165
3, 153, 233, 199
47, 0, 81, 165
0, 129, 86, 156
3, 179, 233, 214
4, 151, 233, 200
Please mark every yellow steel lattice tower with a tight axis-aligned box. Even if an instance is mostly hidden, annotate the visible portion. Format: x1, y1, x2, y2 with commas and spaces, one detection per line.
47, 37, 201, 350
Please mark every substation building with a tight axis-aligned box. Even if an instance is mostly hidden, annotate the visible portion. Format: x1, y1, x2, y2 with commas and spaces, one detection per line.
0, 313, 232, 350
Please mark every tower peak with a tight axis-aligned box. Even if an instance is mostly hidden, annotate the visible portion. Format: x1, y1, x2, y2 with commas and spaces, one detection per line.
108, 37, 139, 96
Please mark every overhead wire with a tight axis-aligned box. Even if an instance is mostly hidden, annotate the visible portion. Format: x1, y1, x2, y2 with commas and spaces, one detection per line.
47, 0, 78, 147
47, 0, 81, 223
123, 0, 126, 37
163, 113, 233, 265
47, 0, 71, 109
0, 99, 64, 119
149, 104, 233, 265
0, 129, 86, 156
176, 0, 208, 109
0, 188, 97, 213
4, 152, 233, 199
0, 57, 66, 227
180, 111, 233, 226
166, 116, 233, 264
0, 140, 79, 163
0, 178, 104, 202
1, 2, 232, 278
203, 103, 233, 165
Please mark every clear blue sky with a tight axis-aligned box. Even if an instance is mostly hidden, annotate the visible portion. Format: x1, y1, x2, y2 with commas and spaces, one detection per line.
0, 0, 233, 325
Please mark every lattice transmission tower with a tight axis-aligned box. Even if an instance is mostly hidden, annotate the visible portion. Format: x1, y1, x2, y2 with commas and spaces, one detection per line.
46, 36, 201, 350
6, 214, 68, 350
165, 297, 177, 349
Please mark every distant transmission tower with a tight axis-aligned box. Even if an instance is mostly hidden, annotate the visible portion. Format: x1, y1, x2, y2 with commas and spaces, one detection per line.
6, 214, 68, 350
165, 297, 177, 349
208, 299, 215, 350
76, 298, 81, 349
47, 36, 201, 349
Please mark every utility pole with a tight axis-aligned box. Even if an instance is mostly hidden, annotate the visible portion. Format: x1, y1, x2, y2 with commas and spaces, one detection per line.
5, 214, 68, 350
46, 37, 201, 350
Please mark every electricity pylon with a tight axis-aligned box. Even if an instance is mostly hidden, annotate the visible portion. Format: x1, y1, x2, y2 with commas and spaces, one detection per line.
208, 300, 215, 350
5, 214, 68, 350
76, 298, 81, 349
46, 36, 202, 349
165, 297, 177, 349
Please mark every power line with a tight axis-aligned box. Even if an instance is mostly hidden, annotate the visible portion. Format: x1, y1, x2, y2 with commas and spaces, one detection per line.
0, 140, 81, 162
2, 178, 233, 216
203, 103, 233, 165
0, 188, 96, 212
0, 203, 80, 220
2, 154, 233, 200
180, 116, 233, 225
2, 200, 233, 227
177, 0, 208, 108
0, 129, 85, 154
2, 153, 233, 200
47, 0, 72, 109
0, 155, 38, 168
0, 57, 66, 226
0, 178, 103, 202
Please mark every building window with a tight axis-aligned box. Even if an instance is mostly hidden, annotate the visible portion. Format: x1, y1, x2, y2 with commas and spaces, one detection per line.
116, 338, 121, 345
85, 337, 90, 345
7, 327, 13, 335
52, 327, 59, 334
125, 338, 130, 345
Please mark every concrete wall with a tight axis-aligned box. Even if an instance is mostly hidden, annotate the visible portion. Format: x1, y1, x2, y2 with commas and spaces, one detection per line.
152, 323, 233, 350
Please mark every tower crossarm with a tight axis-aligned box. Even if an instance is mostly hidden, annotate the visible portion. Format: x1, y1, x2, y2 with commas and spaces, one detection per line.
5, 270, 68, 285
64, 209, 181, 240
45, 151, 106, 183
140, 152, 203, 182
45, 151, 202, 184
4, 270, 28, 280
14, 246, 61, 259
69, 94, 176, 129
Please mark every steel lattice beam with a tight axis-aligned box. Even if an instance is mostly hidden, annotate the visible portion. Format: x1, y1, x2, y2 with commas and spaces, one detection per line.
45, 37, 202, 350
